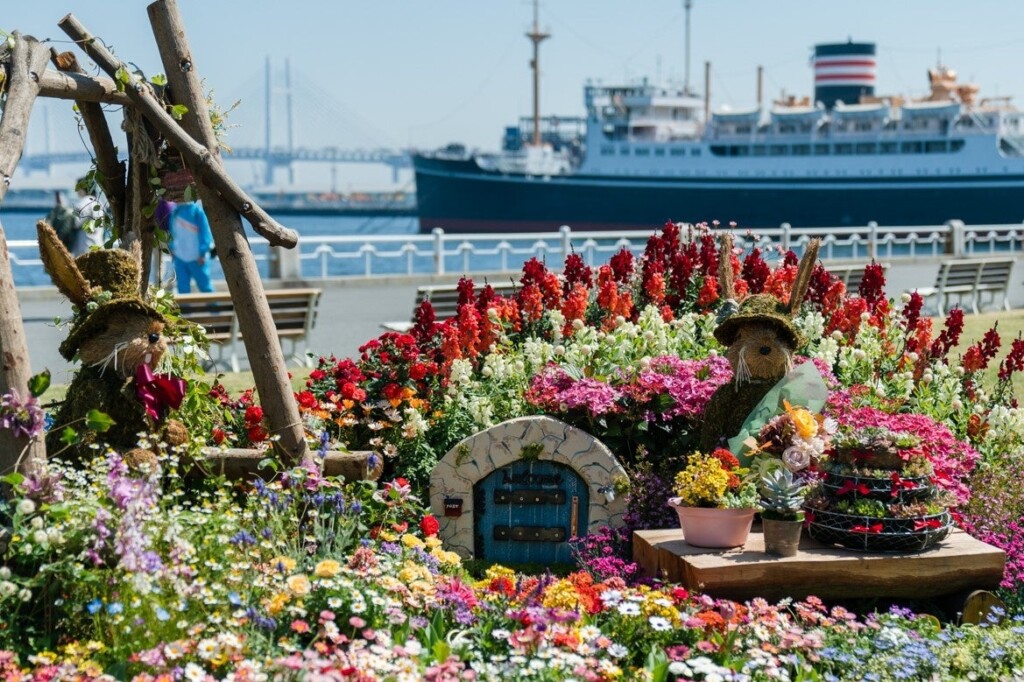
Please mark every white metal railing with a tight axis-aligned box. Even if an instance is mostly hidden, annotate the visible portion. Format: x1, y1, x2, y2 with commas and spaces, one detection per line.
6, 221, 1022, 286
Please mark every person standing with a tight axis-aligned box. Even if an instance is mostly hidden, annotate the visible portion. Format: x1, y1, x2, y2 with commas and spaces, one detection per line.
168, 201, 214, 294
71, 182, 105, 257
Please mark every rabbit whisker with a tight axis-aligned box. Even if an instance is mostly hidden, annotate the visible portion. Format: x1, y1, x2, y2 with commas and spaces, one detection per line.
734, 343, 751, 388
94, 340, 130, 375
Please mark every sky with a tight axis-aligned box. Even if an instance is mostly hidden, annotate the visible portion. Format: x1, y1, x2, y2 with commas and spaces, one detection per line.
7, 0, 1024, 187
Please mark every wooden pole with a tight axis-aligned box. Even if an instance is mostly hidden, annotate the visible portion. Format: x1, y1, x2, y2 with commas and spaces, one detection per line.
57, 15, 299, 249
144, 0, 309, 466
0, 33, 50, 477
50, 50, 128, 236
37, 68, 130, 105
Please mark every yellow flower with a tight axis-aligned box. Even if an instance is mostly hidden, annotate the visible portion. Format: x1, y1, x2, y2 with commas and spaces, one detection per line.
380, 531, 398, 542
425, 536, 443, 550
431, 548, 461, 566
401, 534, 425, 549
286, 574, 312, 596
788, 405, 818, 439
673, 454, 730, 506
314, 560, 341, 578
270, 556, 297, 573
266, 592, 289, 615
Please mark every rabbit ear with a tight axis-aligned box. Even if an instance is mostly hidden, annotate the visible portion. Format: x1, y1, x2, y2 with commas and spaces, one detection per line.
37, 220, 92, 308
718, 232, 736, 300
787, 237, 821, 315
128, 239, 144, 295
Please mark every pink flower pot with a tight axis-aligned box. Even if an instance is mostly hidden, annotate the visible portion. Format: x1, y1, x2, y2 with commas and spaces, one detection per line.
667, 498, 756, 548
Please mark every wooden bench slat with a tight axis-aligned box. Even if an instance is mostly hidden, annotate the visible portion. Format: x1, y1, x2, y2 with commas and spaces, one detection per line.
918, 257, 1015, 314
175, 288, 321, 371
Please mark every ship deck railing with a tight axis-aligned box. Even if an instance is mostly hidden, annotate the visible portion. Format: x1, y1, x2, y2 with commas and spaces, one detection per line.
5, 221, 1023, 287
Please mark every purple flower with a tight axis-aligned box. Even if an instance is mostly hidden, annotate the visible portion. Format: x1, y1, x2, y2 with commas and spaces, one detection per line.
0, 389, 45, 440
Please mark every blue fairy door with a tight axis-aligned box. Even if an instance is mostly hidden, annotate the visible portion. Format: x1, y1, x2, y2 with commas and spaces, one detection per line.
474, 460, 589, 565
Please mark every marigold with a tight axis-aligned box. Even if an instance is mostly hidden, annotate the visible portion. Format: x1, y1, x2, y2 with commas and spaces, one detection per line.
313, 560, 341, 578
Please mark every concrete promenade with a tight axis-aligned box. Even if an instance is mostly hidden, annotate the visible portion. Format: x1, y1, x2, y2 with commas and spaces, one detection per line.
16, 254, 1024, 385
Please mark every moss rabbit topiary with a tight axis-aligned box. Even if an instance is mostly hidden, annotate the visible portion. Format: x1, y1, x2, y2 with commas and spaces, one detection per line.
698, 235, 821, 454
37, 221, 187, 466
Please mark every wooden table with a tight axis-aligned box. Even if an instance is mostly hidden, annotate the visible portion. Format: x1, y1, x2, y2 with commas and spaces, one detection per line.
633, 527, 1005, 601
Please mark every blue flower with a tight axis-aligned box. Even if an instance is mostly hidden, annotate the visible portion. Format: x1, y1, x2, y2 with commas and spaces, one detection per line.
155, 607, 170, 621
228, 591, 242, 606
85, 599, 103, 615
107, 602, 123, 615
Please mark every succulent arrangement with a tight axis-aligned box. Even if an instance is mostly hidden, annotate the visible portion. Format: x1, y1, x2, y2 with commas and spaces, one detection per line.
758, 467, 808, 521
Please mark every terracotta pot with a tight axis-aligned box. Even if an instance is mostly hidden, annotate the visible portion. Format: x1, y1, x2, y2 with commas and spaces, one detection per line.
762, 517, 803, 557
667, 498, 756, 548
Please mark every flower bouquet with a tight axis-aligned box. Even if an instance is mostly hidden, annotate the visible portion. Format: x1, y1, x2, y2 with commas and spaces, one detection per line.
667, 449, 760, 548
745, 400, 835, 474
805, 426, 954, 552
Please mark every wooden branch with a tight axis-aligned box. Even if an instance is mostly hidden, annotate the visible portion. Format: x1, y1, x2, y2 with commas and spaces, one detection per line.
58, 14, 298, 249
145, 0, 309, 467
51, 49, 127, 235
0, 33, 50, 477
36, 67, 130, 105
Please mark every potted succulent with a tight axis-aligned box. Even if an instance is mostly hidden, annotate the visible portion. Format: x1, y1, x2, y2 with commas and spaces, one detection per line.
667, 449, 761, 548
758, 466, 807, 557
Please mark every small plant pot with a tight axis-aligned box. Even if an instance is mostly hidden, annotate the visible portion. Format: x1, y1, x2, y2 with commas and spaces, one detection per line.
762, 517, 803, 557
667, 498, 756, 549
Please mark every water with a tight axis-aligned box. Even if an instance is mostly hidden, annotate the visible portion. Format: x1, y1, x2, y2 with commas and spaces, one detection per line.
0, 208, 420, 286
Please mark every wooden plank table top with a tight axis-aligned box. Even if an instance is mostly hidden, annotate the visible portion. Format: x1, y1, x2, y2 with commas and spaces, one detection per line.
634, 527, 1005, 601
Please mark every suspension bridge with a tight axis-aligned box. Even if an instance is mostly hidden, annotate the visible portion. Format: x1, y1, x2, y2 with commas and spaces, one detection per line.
17, 58, 415, 184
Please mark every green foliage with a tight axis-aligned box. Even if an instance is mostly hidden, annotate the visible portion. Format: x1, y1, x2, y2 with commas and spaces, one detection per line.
27, 371, 50, 398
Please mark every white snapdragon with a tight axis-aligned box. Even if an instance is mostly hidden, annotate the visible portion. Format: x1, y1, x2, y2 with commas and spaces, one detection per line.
467, 396, 494, 428
15, 499, 35, 516
401, 407, 428, 438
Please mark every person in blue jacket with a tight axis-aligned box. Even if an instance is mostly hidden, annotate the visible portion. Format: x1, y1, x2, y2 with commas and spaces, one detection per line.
168, 201, 214, 293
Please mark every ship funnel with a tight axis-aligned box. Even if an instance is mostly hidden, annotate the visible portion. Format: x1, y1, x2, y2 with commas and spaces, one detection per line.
813, 41, 876, 109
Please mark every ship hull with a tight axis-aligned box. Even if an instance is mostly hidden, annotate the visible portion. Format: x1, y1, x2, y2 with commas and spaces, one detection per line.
414, 155, 1024, 233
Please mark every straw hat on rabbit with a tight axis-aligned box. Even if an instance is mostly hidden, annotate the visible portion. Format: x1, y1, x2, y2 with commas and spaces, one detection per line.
698, 235, 820, 454
37, 221, 187, 467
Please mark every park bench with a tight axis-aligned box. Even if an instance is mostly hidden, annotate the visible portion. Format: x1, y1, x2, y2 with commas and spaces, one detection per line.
175, 288, 322, 372
825, 261, 888, 295
916, 257, 1015, 314
382, 280, 520, 332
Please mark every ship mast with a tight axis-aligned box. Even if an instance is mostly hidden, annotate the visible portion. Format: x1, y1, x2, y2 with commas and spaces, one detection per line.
526, 0, 550, 147
683, 0, 693, 95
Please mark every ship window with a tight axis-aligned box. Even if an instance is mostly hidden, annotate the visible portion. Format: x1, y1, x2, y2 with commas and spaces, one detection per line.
600, 146, 615, 155
752, 145, 767, 157
880, 142, 898, 154
834, 143, 854, 155
950, 139, 965, 152
769, 145, 788, 156
736, 125, 751, 134
710, 145, 727, 156
792, 144, 810, 156
925, 140, 946, 153
855, 143, 876, 154
654, 148, 665, 156
635, 147, 651, 156
691, 148, 701, 156
813, 144, 830, 155
670, 147, 687, 156
856, 121, 874, 132
619, 147, 630, 155
901, 141, 923, 154
726, 145, 748, 157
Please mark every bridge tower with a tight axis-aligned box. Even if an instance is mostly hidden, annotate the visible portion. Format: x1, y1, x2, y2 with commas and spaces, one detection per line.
263, 57, 296, 186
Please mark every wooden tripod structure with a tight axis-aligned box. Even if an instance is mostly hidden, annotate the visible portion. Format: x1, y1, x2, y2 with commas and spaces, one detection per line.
0, 0, 311, 479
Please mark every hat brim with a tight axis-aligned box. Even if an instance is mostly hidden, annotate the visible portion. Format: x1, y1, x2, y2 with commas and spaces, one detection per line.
60, 300, 164, 361
714, 312, 803, 349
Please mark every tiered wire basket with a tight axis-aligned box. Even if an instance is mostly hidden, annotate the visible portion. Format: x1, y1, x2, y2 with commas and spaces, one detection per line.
806, 508, 952, 552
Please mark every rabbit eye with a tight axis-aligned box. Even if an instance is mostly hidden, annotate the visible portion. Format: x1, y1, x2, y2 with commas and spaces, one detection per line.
148, 332, 160, 344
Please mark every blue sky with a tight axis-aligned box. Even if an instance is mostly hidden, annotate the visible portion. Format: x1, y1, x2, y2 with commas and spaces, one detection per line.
7, 1, 1024, 182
